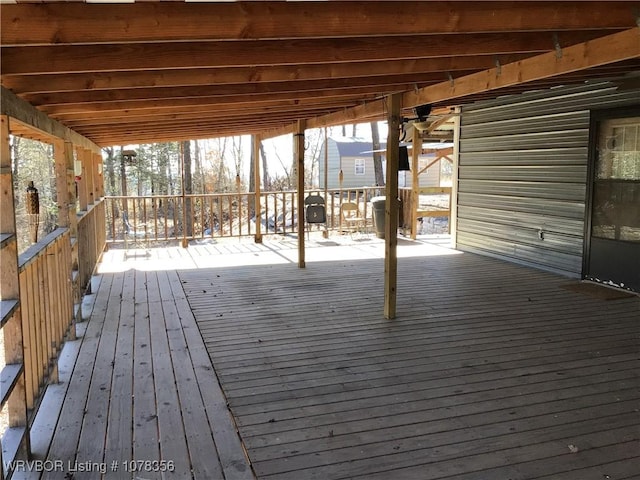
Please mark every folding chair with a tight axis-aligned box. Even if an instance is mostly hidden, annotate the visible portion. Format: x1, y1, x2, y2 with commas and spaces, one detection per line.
304, 193, 326, 239
340, 202, 366, 237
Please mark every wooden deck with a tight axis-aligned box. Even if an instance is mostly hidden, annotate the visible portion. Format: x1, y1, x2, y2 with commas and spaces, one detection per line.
24, 235, 639, 479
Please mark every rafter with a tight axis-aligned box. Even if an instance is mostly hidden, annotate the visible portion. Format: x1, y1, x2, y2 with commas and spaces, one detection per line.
1, 32, 608, 75
1, 55, 529, 95
2, 2, 635, 45
39, 89, 386, 116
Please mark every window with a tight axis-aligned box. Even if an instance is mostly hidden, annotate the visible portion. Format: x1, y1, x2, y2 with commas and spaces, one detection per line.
354, 158, 365, 175
592, 117, 640, 241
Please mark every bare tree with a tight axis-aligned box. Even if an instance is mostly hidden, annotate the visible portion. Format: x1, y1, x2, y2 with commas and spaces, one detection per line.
371, 121, 385, 186
182, 140, 193, 236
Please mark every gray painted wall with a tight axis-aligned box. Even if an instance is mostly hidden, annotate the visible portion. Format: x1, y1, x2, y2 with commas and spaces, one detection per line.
457, 82, 640, 277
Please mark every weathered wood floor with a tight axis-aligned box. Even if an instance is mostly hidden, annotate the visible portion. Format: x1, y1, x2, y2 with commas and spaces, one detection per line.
177, 242, 640, 480
24, 236, 639, 480
30, 265, 253, 479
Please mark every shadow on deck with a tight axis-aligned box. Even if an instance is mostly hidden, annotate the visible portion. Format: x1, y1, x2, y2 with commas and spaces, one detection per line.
25, 235, 639, 479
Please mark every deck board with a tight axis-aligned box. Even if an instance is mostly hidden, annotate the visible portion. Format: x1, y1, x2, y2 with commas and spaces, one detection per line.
179, 246, 639, 480
41, 263, 251, 479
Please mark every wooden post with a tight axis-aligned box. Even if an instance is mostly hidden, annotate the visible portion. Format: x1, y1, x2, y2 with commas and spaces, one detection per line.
450, 106, 461, 242
384, 94, 402, 320
54, 141, 69, 228
65, 142, 78, 238
0, 116, 28, 452
295, 120, 306, 268
76, 148, 88, 212
323, 127, 329, 239
410, 126, 421, 240
254, 135, 263, 243
85, 148, 95, 207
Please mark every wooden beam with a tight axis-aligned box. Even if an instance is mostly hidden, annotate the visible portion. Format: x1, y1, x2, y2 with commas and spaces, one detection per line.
60, 105, 353, 129
384, 94, 402, 320
0, 87, 100, 153
2, 2, 634, 45
403, 27, 640, 108
309, 27, 640, 130
253, 135, 262, 244
22, 73, 455, 106
2, 32, 604, 75
3, 56, 528, 95
39, 89, 383, 116
295, 120, 306, 269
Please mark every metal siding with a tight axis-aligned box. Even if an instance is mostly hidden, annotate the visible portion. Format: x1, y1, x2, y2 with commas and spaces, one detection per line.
457, 82, 640, 276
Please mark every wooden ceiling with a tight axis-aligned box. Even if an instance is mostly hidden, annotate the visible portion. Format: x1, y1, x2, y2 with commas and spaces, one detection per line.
1, 1, 639, 147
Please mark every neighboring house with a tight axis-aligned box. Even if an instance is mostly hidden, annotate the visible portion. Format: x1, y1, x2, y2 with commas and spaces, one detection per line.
318, 136, 446, 189
455, 81, 640, 292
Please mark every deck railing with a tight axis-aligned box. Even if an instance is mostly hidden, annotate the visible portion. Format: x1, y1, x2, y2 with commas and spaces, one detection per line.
17, 228, 75, 414
77, 200, 106, 290
105, 187, 385, 244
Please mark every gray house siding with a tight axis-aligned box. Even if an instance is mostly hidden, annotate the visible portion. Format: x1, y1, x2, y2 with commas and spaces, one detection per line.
319, 138, 378, 189
457, 82, 640, 277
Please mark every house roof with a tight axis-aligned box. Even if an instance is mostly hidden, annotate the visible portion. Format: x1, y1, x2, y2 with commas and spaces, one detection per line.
1, 1, 638, 147
330, 137, 381, 157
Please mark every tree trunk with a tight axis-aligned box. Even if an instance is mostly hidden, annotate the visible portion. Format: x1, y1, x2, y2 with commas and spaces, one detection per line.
249, 136, 256, 194
182, 140, 193, 236
195, 139, 204, 194
120, 146, 128, 214
259, 142, 269, 190
371, 121, 385, 186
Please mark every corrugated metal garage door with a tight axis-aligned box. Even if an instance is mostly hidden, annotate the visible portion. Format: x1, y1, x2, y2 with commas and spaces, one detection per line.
457, 82, 640, 276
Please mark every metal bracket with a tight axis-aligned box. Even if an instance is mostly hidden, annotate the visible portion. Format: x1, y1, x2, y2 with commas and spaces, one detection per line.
447, 72, 455, 87
494, 57, 502, 76
553, 33, 563, 59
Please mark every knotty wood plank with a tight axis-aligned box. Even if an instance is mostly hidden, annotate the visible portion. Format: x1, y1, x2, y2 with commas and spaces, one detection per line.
74, 268, 122, 468
132, 270, 161, 477
103, 268, 134, 479
158, 271, 224, 480
46, 272, 114, 480
166, 270, 254, 480
146, 270, 191, 479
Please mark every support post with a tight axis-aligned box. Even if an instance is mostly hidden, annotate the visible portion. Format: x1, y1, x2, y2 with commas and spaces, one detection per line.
450, 106, 461, 242
384, 94, 402, 319
54, 141, 69, 228
410, 126, 420, 240
323, 127, 329, 239
253, 135, 263, 243
295, 120, 306, 268
0, 116, 29, 454
76, 148, 89, 212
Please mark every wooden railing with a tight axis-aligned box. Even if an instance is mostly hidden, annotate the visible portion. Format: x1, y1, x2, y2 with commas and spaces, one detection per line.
77, 200, 106, 291
17, 228, 74, 413
399, 186, 452, 236
105, 187, 384, 244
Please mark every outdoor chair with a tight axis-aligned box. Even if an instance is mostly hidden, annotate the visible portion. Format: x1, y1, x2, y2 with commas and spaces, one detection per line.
122, 211, 149, 257
304, 193, 326, 238
340, 202, 366, 237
